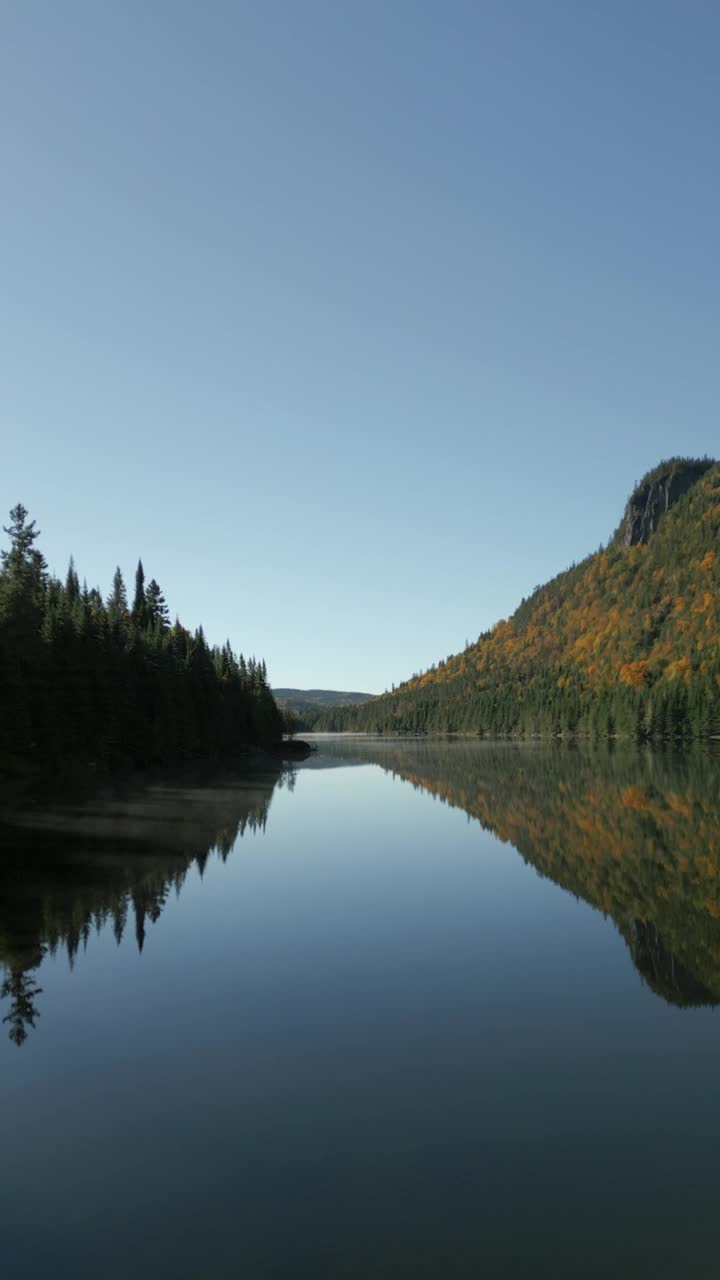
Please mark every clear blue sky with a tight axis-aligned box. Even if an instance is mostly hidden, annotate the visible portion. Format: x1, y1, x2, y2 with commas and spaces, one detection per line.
2, 1, 718, 692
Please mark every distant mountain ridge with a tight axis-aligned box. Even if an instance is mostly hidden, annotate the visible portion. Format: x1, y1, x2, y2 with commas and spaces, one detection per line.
273, 688, 373, 714
318, 457, 720, 739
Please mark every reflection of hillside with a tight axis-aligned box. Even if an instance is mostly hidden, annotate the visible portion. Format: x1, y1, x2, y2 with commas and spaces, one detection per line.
314, 738, 720, 1007
619, 918, 717, 1007
0, 765, 287, 1044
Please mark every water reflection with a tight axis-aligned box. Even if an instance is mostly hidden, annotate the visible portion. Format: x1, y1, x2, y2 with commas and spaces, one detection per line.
307, 738, 720, 1007
0, 764, 289, 1043
3, 739, 720, 1046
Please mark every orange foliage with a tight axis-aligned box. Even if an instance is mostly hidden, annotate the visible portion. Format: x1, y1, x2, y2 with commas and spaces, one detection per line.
388, 466, 720, 706
668, 793, 692, 817
665, 655, 690, 682
619, 661, 649, 687
622, 785, 649, 811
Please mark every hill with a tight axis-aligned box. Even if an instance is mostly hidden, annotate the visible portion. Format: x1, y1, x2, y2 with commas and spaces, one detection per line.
273, 689, 373, 714
318, 457, 720, 739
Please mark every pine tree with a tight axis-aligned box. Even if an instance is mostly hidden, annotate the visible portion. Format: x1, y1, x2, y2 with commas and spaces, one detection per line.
108, 566, 128, 614
1, 504, 44, 582
145, 578, 170, 629
0, 504, 48, 655
132, 560, 146, 623
65, 557, 80, 601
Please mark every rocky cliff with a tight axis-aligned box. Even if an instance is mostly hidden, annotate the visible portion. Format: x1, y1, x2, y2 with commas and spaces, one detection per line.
616, 457, 713, 547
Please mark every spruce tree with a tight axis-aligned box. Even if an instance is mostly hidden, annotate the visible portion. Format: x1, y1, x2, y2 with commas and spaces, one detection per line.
1, 504, 43, 581
65, 557, 80, 601
0, 504, 47, 655
132, 560, 146, 623
108, 566, 128, 614
145, 578, 170, 628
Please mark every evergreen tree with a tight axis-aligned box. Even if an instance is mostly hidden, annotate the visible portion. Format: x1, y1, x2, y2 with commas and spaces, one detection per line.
108, 566, 128, 614
1, 504, 44, 583
0, 503, 47, 675
65, 557, 80, 601
132, 560, 146, 623
145, 578, 170, 629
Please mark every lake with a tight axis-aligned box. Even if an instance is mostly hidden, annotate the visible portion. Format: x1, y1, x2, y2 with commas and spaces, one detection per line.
1, 737, 719, 1278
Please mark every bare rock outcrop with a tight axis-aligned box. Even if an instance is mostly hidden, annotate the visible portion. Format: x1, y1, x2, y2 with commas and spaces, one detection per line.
616, 458, 713, 547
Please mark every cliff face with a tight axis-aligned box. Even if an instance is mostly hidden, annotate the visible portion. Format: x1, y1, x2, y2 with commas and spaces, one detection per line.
616, 458, 713, 547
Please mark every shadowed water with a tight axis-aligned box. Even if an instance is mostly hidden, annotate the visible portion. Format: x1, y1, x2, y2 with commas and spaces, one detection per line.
1, 740, 719, 1278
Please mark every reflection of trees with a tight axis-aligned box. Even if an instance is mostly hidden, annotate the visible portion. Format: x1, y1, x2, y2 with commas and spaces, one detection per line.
1, 969, 43, 1046
312, 739, 720, 1007
619, 918, 717, 1006
0, 765, 284, 1045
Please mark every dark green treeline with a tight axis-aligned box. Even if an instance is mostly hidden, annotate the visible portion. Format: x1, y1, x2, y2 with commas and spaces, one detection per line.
0, 505, 283, 772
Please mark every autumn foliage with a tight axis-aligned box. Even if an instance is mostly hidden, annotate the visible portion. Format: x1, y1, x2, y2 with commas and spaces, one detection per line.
319, 459, 720, 738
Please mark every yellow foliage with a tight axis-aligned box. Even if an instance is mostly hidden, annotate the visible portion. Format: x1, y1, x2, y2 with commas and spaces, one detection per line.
668, 793, 691, 817
622, 785, 649, 812
665, 655, 690, 682
619, 661, 649, 687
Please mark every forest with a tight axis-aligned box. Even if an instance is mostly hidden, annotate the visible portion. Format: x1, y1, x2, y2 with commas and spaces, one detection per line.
317, 458, 720, 740
0, 504, 283, 774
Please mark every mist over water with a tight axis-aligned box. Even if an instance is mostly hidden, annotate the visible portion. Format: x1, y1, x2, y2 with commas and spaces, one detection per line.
1, 740, 719, 1277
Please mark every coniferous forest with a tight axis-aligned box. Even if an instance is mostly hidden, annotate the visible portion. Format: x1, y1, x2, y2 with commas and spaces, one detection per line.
0, 505, 283, 773
3, 457, 720, 773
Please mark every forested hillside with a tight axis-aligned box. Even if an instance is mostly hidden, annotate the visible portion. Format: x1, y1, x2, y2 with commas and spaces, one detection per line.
273, 689, 372, 713
0, 505, 283, 773
318, 458, 720, 739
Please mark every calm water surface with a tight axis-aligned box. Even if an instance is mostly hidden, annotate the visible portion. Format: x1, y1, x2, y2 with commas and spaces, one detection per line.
1, 738, 719, 1278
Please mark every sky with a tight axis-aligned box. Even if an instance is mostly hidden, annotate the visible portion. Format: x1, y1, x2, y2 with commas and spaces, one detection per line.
2, 0, 719, 692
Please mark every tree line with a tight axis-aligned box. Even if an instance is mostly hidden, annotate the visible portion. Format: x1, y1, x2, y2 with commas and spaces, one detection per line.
0, 504, 283, 773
